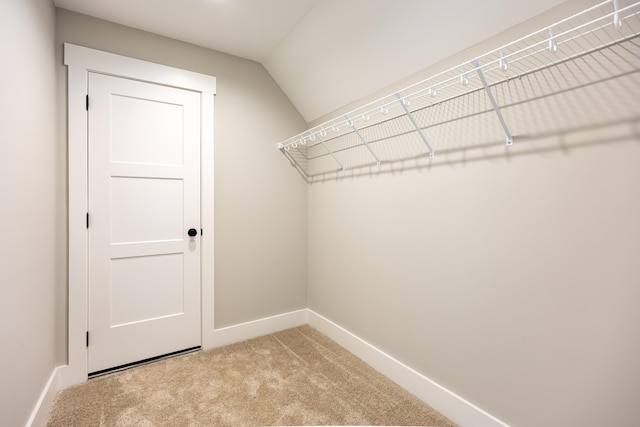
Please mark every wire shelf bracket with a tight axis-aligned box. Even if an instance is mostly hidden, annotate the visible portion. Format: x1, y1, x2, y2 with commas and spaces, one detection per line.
471, 58, 514, 146
317, 132, 344, 171
347, 115, 382, 167
395, 94, 436, 158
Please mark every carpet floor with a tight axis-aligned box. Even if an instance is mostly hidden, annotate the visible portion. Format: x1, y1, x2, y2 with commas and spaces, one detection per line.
46, 325, 457, 426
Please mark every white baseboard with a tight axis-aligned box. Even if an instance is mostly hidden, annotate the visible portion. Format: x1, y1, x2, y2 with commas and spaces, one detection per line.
307, 309, 510, 427
208, 308, 308, 349
26, 366, 64, 427
45, 309, 507, 427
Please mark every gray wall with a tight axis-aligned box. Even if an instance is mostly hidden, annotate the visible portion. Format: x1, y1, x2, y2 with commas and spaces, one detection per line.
0, 0, 58, 425
307, 2, 640, 426
55, 9, 308, 341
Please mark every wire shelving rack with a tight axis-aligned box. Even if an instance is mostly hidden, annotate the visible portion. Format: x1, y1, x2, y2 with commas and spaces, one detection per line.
277, 0, 640, 182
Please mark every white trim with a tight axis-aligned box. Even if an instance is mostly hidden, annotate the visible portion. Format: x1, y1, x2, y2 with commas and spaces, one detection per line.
307, 310, 510, 427
62, 43, 216, 387
63, 63, 89, 388
64, 44, 217, 93
210, 309, 308, 348
26, 366, 64, 427
201, 92, 216, 349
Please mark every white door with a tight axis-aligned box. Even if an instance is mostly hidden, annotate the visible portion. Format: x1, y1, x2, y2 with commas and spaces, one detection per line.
87, 72, 201, 374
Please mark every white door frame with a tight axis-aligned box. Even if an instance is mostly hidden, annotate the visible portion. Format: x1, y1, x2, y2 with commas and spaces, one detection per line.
62, 43, 216, 387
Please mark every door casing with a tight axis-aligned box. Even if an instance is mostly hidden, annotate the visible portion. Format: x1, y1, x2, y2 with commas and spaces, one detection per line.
63, 43, 216, 387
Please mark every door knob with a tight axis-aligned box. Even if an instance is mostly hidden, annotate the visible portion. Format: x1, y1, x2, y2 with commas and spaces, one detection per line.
188, 228, 198, 237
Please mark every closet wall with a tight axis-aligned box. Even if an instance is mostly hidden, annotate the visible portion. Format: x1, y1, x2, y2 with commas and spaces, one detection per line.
306, 1, 640, 426
55, 9, 308, 344
0, 0, 58, 426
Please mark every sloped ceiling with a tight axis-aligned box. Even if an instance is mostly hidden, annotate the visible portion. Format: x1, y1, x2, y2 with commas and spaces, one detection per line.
53, 0, 565, 123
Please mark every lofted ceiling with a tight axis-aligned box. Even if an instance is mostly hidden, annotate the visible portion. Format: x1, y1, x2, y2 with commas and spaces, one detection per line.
53, 0, 566, 123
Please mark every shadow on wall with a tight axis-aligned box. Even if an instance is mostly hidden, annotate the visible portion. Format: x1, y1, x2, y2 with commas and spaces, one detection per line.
309, 117, 640, 183
282, 36, 640, 183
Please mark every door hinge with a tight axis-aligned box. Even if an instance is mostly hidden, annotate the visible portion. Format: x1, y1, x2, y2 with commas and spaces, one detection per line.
86, 95, 89, 111
86, 212, 89, 229
86, 331, 89, 347
201, 228, 203, 236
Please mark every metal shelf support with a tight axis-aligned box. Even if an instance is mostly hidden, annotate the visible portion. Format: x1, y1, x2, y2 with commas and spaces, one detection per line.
471, 58, 514, 146
395, 94, 435, 158
317, 133, 344, 171
347, 115, 381, 166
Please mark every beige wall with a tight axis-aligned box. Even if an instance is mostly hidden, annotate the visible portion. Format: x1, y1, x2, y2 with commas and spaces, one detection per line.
307, 1, 640, 426
0, 0, 58, 425
55, 9, 308, 340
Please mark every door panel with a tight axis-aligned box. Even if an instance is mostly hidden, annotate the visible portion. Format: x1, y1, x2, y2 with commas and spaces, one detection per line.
88, 72, 201, 374
110, 253, 184, 326
110, 95, 184, 165
110, 176, 184, 243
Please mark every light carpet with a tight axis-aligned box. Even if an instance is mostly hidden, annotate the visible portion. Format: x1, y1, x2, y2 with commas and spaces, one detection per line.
46, 325, 457, 426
